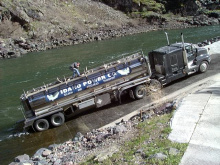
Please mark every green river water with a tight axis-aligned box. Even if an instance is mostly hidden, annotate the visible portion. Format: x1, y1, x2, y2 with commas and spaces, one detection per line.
0, 25, 219, 164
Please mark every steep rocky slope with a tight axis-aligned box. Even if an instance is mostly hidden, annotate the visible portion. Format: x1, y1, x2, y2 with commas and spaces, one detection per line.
0, 0, 136, 58
0, 0, 219, 59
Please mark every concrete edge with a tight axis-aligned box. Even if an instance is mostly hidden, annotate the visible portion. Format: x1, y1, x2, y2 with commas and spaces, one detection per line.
204, 41, 220, 55
99, 73, 220, 130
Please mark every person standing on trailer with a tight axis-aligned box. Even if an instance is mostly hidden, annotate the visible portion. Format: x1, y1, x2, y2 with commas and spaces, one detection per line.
70, 62, 81, 78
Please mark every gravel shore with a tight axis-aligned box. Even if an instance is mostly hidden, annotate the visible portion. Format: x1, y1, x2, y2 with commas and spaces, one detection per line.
9, 101, 175, 165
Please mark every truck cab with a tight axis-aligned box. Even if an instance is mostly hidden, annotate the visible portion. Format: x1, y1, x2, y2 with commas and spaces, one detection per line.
148, 42, 211, 86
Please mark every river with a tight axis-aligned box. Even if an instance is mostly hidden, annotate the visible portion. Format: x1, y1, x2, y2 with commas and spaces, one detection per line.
0, 25, 219, 164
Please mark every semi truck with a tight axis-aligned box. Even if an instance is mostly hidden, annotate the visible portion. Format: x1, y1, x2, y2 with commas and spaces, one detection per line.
148, 33, 211, 86
20, 51, 153, 131
20, 34, 211, 132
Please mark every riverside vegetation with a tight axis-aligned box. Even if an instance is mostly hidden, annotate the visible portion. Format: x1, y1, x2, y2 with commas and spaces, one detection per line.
0, 0, 220, 59
82, 110, 188, 165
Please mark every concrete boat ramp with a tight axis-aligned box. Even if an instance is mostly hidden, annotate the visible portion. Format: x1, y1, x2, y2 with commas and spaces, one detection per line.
169, 41, 220, 165
169, 75, 220, 165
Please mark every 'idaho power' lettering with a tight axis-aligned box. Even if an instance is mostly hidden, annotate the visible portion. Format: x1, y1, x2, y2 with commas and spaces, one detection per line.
45, 67, 131, 102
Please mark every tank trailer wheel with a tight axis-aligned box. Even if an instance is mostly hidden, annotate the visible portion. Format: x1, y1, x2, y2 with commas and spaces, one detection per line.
148, 79, 162, 93
50, 112, 65, 127
133, 85, 146, 99
199, 61, 209, 73
34, 119, 49, 132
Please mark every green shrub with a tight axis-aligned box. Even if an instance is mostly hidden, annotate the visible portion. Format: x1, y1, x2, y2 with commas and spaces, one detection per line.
205, 10, 220, 18
133, 0, 166, 13
141, 11, 166, 22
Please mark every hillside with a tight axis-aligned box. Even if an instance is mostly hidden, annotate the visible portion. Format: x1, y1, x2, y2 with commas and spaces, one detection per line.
0, 0, 219, 59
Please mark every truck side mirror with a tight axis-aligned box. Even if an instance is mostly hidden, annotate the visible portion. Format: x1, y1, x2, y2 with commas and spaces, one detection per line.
194, 48, 198, 57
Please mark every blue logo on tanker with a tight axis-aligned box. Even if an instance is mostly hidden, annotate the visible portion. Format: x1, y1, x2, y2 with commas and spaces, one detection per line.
45, 67, 131, 102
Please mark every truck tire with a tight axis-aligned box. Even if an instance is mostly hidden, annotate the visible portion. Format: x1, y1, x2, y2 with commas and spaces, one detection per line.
199, 61, 209, 73
34, 119, 49, 132
50, 113, 65, 127
148, 79, 162, 93
133, 85, 146, 99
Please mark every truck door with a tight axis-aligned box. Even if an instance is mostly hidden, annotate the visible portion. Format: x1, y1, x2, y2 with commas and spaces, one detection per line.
168, 53, 185, 82
170, 54, 179, 74
185, 45, 194, 64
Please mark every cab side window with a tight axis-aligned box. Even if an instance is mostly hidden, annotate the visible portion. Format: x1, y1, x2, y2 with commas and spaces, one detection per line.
185, 45, 194, 59
185, 45, 192, 54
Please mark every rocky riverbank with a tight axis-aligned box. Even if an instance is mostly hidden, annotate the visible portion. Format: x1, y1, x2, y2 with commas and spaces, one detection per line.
9, 101, 175, 165
0, 21, 194, 59
1, 23, 219, 60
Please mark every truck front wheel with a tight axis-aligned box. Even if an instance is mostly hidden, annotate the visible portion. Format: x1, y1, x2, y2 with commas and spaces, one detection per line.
50, 113, 65, 127
148, 79, 162, 93
133, 85, 146, 99
199, 61, 209, 73
34, 119, 49, 132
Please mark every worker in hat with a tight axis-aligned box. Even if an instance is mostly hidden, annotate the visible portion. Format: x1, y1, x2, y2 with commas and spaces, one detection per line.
69, 62, 80, 78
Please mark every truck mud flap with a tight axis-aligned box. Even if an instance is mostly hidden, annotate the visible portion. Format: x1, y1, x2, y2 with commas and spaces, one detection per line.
95, 93, 111, 108
129, 90, 135, 99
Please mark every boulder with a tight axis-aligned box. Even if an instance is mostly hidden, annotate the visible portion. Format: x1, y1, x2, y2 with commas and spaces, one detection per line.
209, 18, 219, 25
193, 20, 200, 25
15, 51, 21, 58
9, 162, 18, 165
149, 153, 167, 160
201, 20, 209, 26
48, 144, 58, 150
94, 35, 102, 41
19, 161, 33, 165
19, 48, 28, 55
96, 133, 111, 143
14, 154, 30, 162
96, 133, 105, 143
169, 148, 180, 155
142, 114, 149, 121
42, 149, 52, 157
193, 14, 209, 25
54, 159, 62, 165
35, 159, 48, 165
19, 43, 31, 50
26, 9, 44, 21
73, 132, 84, 142
113, 125, 127, 134
32, 148, 48, 161
10, 6, 30, 25
135, 148, 147, 158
